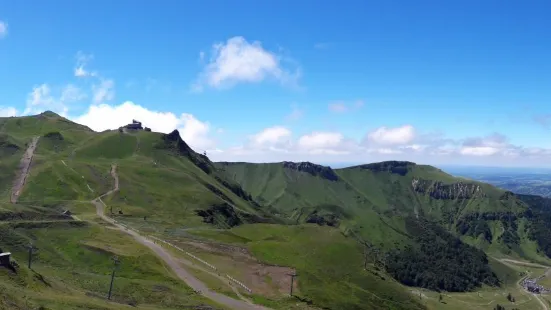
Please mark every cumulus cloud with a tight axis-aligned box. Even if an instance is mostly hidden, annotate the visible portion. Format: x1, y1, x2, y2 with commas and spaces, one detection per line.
249, 126, 292, 149
73, 101, 215, 151
298, 132, 343, 150
193, 36, 301, 91
208, 121, 551, 167
0, 21, 7, 38
23, 84, 79, 117
366, 125, 416, 145
457, 133, 511, 157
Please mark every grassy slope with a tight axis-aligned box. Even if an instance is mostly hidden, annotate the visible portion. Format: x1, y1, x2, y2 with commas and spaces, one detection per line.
216, 161, 550, 288
0, 112, 272, 309
0, 221, 222, 310
191, 223, 425, 310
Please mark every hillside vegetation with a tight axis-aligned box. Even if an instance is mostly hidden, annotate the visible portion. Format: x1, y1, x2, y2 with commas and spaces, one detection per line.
3, 111, 551, 309
218, 160, 551, 292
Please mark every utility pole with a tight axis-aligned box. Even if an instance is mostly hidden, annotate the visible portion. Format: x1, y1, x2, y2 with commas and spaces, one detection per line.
27, 242, 38, 269
107, 256, 120, 300
288, 273, 298, 296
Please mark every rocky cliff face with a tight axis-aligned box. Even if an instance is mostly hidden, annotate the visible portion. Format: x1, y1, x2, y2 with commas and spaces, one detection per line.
160, 129, 213, 174
412, 178, 486, 199
282, 161, 339, 181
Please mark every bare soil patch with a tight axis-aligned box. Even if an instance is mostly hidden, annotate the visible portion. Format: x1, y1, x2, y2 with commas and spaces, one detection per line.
171, 239, 299, 297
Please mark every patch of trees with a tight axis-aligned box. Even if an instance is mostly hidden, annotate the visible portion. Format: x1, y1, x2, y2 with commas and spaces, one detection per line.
356, 161, 414, 176
305, 211, 340, 227
519, 194, 551, 257
456, 218, 493, 242
42, 131, 64, 140
455, 211, 520, 248
385, 217, 500, 292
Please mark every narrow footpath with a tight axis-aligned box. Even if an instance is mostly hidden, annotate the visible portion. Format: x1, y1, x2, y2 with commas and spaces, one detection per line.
11, 136, 40, 203
91, 165, 269, 310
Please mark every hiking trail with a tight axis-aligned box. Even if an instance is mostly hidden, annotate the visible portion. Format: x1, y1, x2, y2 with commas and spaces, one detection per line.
91, 164, 269, 310
11, 136, 40, 204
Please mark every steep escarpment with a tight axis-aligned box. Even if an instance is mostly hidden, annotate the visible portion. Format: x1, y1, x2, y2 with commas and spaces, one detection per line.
411, 178, 486, 199
159, 130, 259, 206
159, 129, 214, 174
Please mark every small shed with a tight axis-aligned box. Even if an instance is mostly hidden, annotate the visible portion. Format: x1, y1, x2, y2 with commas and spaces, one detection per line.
0, 252, 11, 266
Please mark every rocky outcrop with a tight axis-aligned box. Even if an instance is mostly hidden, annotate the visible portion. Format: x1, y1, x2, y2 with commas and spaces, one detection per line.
282, 161, 339, 181
357, 161, 415, 176
196, 203, 242, 228
412, 178, 486, 199
159, 129, 213, 174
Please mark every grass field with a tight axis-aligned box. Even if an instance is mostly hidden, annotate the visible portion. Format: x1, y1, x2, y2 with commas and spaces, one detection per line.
180, 223, 427, 310
0, 220, 225, 309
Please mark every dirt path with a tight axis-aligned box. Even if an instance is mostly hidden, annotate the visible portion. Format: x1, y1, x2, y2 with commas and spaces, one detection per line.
91, 164, 269, 310
501, 258, 549, 310
499, 258, 550, 269
535, 294, 549, 310
11, 136, 40, 204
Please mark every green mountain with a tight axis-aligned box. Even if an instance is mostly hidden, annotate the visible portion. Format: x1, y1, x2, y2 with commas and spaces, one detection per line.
217, 161, 551, 290
2, 112, 551, 310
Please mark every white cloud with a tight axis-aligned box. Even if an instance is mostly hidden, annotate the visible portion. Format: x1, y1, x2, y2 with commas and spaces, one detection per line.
193, 36, 300, 91
367, 125, 416, 145
249, 126, 292, 148
74, 51, 96, 78
460, 146, 500, 156
367, 148, 403, 155
457, 133, 506, 156
24, 84, 68, 116
73, 101, 215, 151
92, 79, 115, 104
0, 107, 17, 117
23, 83, 86, 117
0, 21, 7, 38
297, 132, 344, 150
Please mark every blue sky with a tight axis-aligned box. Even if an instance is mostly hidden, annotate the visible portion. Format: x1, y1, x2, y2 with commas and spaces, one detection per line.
1, 0, 551, 166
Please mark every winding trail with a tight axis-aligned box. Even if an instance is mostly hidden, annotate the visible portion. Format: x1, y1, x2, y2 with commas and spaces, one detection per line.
91, 164, 269, 310
11, 136, 40, 204
498, 258, 549, 310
